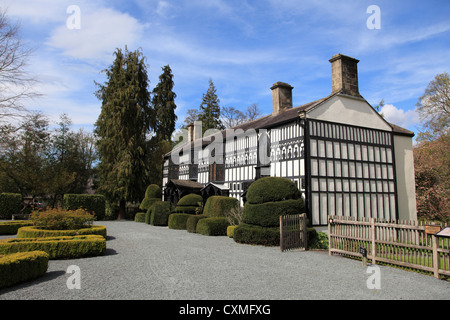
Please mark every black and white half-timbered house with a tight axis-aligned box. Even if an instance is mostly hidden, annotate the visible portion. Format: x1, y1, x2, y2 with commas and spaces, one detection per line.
162, 54, 417, 226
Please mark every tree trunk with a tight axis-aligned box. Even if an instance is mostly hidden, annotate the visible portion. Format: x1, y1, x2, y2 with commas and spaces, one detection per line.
118, 200, 126, 220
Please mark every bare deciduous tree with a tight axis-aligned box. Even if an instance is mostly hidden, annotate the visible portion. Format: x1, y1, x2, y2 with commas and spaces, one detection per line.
0, 9, 39, 122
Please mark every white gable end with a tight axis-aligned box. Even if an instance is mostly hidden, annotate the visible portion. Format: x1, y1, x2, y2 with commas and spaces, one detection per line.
308, 94, 392, 132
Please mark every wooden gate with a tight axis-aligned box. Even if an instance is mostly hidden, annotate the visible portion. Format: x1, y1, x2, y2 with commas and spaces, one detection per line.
280, 213, 308, 251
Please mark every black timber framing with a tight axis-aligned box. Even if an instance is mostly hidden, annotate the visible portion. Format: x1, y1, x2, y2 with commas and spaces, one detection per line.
305, 118, 398, 226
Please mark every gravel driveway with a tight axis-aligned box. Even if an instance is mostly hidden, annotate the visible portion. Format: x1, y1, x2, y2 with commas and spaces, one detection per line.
0, 220, 449, 300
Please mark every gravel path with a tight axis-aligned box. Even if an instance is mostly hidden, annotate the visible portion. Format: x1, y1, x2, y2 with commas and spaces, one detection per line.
0, 220, 449, 300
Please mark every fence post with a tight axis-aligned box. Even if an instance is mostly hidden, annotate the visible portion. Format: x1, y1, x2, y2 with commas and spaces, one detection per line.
432, 235, 440, 279
371, 218, 376, 265
302, 213, 308, 250
328, 216, 332, 256
280, 215, 284, 252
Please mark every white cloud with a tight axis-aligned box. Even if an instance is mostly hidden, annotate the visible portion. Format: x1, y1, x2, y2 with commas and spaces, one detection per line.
46, 6, 147, 62
380, 104, 419, 130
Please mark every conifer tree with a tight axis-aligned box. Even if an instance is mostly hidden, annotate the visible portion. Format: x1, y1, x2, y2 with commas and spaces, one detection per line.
94, 47, 152, 219
151, 65, 177, 142
198, 78, 224, 134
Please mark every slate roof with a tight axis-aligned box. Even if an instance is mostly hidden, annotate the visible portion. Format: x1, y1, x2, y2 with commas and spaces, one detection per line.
165, 92, 414, 157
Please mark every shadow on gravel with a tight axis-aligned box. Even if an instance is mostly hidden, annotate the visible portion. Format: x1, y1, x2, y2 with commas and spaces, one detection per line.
0, 270, 66, 295
103, 248, 118, 256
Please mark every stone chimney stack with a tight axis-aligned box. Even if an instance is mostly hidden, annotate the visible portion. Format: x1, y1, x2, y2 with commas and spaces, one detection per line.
271, 82, 294, 115
187, 121, 202, 142
329, 54, 361, 97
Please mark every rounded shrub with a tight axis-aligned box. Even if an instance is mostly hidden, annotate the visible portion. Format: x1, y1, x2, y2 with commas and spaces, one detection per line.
140, 185, 162, 211
203, 196, 239, 218
234, 177, 305, 247
168, 213, 191, 230
246, 177, 301, 204
0, 251, 49, 289
186, 214, 206, 233
134, 212, 146, 223
150, 201, 171, 226
196, 217, 230, 236
242, 199, 305, 227
173, 194, 202, 214
145, 184, 162, 199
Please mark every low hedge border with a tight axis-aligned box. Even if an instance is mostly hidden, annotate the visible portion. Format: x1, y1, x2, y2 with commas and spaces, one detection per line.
196, 217, 230, 236
0, 235, 106, 260
16, 225, 107, 239
0, 221, 34, 235
168, 213, 191, 230
0, 251, 49, 289
233, 223, 280, 246
186, 215, 206, 233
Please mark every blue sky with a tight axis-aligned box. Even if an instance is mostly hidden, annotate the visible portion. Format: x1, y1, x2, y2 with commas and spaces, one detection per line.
3, 0, 450, 138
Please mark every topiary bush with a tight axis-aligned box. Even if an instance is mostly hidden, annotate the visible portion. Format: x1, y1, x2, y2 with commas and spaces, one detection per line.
173, 194, 202, 214
168, 213, 191, 230
186, 214, 207, 233
0, 251, 49, 289
196, 217, 230, 236
0, 193, 22, 220
139, 184, 162, 212
64, 194, 106, 221
203, 196, 239, 218
149, 201, 171, 226
234, 177, 305, 246
134, 212, 146, 223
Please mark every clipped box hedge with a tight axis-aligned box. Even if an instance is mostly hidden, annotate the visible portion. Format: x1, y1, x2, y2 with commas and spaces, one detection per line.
196, 217, 230, 236
0, 235, 106, 259
0, 251, 49, 289
17, 225, 107, 239
0, 193, 22, 220
186, 214, 206, 233
64, 194, 106, 220
245, 177, 301, 204
134, 212, 146, 223
0, 220, 33, 235
149, 201, 171, 226
242, 199, 305, 227
168, 213, 191, 230
173, 194, 202, 214
233, 223, 280, 246
203, 196, 239, 218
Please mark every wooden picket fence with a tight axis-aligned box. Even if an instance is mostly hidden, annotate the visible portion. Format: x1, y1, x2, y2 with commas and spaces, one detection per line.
328, 215, 450, 279
280, 213, 307, 252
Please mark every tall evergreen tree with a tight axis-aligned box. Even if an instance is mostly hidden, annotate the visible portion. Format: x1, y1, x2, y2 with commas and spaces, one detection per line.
94, 47, 152, 219
198, 78, 224, 134
151, 65, 177, 142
